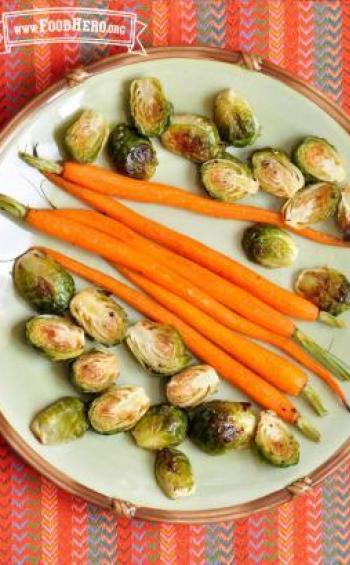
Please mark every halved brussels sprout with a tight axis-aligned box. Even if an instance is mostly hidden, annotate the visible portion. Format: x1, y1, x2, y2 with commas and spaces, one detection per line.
125, 320, 191, 376
155, 447, 195, 499
255, 410, 300, 467
251, 149, 304, 198
13, 249, 75, 314
200, 156, 259, 202
88, 385, 150, 434
166, 364, 219, 408
108, 123, 158, 179
293, 136, 345, 183
131, 404, 187, 450
281, 182, 340, 228
295, 267, 350, 317
161, 114, 220, 163
31, 397, 88, 445
242, 224, 298, 269
130, 77, 173, 136
64, 109, 109, 163
69, 288, 127, 347
189, 400, 256, 455
71, 348, 119, 393
213, 88, 259, 147
337, 186, 350, 240
26, 315, 85, 361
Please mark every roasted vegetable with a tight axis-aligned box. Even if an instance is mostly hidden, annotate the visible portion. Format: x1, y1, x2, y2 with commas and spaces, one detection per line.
293, 136, 345, 183
213, 88, 259, 147
255, 410, 300, 467
161, 114, 220, 163
131, 404, 187, 450
200, 155, 259, 202
26, 315, 85, 361
13, 249, 75, 314
155, 447, 195, 499
242, 224, 298, 269
166, 364, 219, 408
71, 348, 119, 393
125, 320, 191, 376
31, 396, 88, 445
281, 182, 340, 228
64, 109, 109, 163
295, 267, 350, 318
130, 77, 173, 136
108, 123, 157, 179
88, 385, 150, 434
251, 149, 304, 198
188, 400, 256, 455
337, 186, 350, 240
69, 288, 127, 346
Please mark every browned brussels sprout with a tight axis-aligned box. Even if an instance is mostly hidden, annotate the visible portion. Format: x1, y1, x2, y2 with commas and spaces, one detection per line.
214, 89, 259, 147
64, 109, 109, 163
130, 77, 173, 136
161, 114, 220, 162
155, 447, 195, 499
71, 348, 119, 393
131, 404, 188, 450
166, 364, 219, 408
255, 411, 300, 467
69, 288, 128, 347
281, 182, 340, 228
201, 155, 259, 202
251, 148, 304, 198
26, 315, 85, 361
293, 136, 345, 183
295, 267, 350, 318
13, 249, 75, 314
108, 123, 158, 179
242, 224, 298, 269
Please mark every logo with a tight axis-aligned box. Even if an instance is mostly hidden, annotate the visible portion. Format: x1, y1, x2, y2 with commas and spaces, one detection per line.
0, 7, 146, 54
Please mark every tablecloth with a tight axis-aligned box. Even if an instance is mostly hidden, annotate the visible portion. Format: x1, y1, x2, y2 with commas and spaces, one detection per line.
0, 0, 350, 563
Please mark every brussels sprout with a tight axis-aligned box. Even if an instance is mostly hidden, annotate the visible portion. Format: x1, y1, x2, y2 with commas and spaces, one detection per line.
155, 447, 195, 499
88, 385, 150, 434
131, 404, 187, 450
242, 224, 298, 269
166, 364, 219, 408
337, 186, 350, 240
213, 88, 259, 147
26, 315, 85, 361
71, 348, 119, 393
200, 156, 259, 202
251, 149, 304, 198
189, 400, 256, 455
13, 249, 75, 314
69, 288, 127, 347
64, 109, 109, 163
108, 123, 157, 179
130, 77, 173, 136
293, 136, 345, 183
281, 182, 340, 228
295, 267, 350, 317
255, 410, 300, 467
161, 114, 220, 163
125, 320, 191, 376
31, 396, 88, 445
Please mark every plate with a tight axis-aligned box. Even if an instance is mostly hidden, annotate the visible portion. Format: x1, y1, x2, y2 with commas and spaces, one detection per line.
0, 47, 350, 523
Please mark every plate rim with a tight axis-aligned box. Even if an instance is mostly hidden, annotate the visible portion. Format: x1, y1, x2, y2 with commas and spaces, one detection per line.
1, 46, 350, 523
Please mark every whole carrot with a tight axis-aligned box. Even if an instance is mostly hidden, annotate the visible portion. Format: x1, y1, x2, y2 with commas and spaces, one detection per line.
117, 265, 327, 415
38, 245, 320, 440
19, 153, 349, 248
42, 173, 320, 321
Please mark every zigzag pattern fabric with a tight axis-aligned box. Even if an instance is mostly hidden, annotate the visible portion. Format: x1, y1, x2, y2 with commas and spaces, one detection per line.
0, 0, 350, 562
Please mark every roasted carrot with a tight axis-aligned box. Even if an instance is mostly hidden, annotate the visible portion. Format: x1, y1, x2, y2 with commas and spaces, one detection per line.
44, 173, 319, 321
18, 153, 347, 248
53, 209, 294, 337
39, 246, 320, 440
117, 265, 329, 413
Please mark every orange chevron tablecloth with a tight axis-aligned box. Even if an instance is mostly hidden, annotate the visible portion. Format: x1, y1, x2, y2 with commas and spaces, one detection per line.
1, 1, 350, 563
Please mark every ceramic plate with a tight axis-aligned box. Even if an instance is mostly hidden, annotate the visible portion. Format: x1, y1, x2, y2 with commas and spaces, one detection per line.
0, 48, 350, 523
